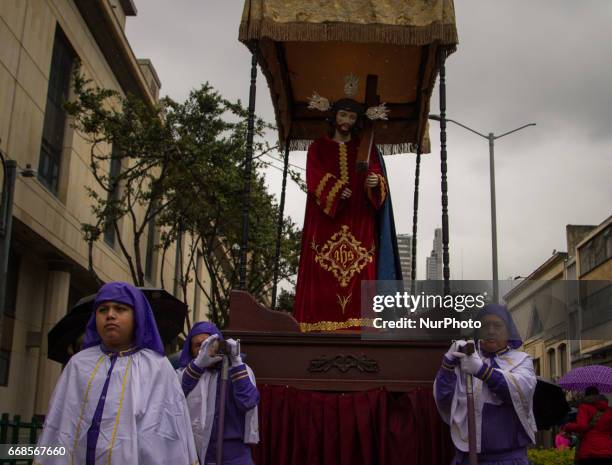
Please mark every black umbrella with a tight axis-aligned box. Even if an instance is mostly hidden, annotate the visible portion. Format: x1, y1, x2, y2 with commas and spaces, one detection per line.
48, 288, 188, 364
533, 376, 570, 430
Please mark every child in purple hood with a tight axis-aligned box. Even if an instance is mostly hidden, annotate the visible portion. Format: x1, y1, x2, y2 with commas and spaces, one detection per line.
35, 282, 198, 465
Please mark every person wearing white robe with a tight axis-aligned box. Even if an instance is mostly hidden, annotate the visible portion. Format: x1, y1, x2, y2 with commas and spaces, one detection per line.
434, 304, 537, 465
177, 322, 259, 465
34, 281, 199, 465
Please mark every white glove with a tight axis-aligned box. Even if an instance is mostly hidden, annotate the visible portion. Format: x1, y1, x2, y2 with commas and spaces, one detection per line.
445, 340, 468, 361
225, 338, 243, 367
193, 334, 223, 369
456, 351, 484, 375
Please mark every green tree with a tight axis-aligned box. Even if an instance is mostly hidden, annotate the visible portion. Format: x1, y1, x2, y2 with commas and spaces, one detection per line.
276, 288, 296, 313
67, 72, 301, 327
158, 86, 301, 327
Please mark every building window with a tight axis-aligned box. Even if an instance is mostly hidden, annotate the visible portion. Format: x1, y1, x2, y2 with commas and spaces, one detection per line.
103, 150, 122, 246
1, 250, 20, 386
547, 348, 556, 379
528, 305, 543, 339
533, 358, 541, 376
38, 27, 76, 194
558, 344, 567, 376
579, 225, 612, 276
580, 282, 612, 330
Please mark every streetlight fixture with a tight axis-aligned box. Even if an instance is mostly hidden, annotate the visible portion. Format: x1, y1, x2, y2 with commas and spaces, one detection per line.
429, 115, 536, 304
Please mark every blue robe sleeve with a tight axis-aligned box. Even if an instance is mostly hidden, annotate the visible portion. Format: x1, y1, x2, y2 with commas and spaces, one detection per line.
181, 360, 206, 397
229, 364, 260, 413
434, 355, 459, 414
474, 364, 512, 404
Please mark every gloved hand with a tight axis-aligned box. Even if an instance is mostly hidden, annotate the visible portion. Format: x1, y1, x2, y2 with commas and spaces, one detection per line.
225, 338, 243, 367
193, 334, 223, 369
454, 348, 484, 375
445, 340, 468, 362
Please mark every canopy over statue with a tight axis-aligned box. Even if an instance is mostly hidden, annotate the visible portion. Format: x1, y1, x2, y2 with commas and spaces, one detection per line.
239, 0, 458, 153
231, 1, 464, 461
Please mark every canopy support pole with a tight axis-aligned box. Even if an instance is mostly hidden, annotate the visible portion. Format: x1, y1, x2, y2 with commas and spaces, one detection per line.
239, 50, 258, 291
410, 147, 422, 294
438, 48, 451, 296
271, 141, 290, 309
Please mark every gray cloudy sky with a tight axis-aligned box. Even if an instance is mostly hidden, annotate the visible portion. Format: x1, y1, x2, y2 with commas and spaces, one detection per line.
126, 1, 611, 284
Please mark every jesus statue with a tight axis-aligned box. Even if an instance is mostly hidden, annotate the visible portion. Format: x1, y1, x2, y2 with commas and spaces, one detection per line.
293, 90, 402, 332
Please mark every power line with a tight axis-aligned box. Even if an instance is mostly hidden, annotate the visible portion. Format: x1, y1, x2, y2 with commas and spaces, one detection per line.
262, 153, 305, 172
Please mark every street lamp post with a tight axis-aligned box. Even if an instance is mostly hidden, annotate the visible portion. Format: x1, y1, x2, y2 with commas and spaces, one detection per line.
429, 115, 535, 304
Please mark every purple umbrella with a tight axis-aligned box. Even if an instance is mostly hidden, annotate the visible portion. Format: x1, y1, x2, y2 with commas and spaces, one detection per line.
557, 365, 612, 393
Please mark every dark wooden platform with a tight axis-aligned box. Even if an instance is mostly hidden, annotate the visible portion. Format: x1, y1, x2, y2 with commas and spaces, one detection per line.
225, 291, 447, 392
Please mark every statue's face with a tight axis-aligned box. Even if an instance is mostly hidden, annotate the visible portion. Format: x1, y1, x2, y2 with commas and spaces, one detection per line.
335, 109, 358, 135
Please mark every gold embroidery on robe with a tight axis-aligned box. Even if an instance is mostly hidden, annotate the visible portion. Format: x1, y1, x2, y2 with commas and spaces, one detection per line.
337, 293, 352, 314
299, 318, 375, 332
313, 225, 374, 287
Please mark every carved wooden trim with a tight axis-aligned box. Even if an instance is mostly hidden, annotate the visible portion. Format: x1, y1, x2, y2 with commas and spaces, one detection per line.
308, 354, 380, 374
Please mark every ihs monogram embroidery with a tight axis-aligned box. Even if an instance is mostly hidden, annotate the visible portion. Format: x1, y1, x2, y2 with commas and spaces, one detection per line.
311, 225, 375, 287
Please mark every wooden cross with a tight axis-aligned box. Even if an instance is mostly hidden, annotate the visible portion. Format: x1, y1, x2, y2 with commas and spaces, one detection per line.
356, 74, 380, 172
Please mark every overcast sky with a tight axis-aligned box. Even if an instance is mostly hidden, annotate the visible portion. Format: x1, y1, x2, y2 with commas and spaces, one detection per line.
126, 1, 611, 284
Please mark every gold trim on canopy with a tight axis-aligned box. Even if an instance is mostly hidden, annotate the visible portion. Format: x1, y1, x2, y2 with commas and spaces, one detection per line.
240, 0, 457, 47
239, 0, 458, 154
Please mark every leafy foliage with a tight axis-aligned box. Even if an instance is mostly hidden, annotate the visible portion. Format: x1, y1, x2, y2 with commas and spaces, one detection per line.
67, 70, 301, 327
527, 447, 575, 465
276, 288, 296, 313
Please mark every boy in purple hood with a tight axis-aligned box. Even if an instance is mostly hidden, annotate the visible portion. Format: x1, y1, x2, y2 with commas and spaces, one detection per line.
35, 282, 198, 465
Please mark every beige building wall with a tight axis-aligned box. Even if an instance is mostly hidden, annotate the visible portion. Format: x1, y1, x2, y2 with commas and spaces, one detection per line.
506, 217, 612, 377
574, 216, 612, 358
505, 253, 568, 381
0, 0, 211, 418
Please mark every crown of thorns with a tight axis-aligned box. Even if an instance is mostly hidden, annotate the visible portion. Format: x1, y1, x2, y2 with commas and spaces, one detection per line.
307, 74, 389, 121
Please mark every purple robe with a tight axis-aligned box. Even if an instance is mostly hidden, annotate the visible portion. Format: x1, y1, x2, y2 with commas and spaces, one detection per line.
435, 351, 532, 465
35, 282, 198, 465
434, 304, 537, 465
178, 323, 259, 465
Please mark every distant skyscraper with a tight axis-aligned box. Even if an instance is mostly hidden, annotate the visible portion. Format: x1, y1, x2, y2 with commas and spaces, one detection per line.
396, 234, 413, 283
426, 228, 443, 280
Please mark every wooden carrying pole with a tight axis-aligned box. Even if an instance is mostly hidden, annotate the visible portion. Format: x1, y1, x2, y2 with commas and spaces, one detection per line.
463, 341, 478, 465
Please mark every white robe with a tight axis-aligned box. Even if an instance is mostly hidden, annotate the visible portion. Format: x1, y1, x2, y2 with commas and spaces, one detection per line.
434, 349, 538, 453
176, 365, 259, 461
35, 346, 199, 465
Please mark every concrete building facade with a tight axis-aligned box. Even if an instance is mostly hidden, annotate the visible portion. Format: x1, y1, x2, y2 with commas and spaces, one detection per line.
426, 227, 443, 280
505, 216, 612, 384
396, 234, 412, 284
0, 0, 211, 418
573, 216, 612, 365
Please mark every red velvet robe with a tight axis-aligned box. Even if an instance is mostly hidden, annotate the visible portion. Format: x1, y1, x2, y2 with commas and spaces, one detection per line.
293, 136, 387, 332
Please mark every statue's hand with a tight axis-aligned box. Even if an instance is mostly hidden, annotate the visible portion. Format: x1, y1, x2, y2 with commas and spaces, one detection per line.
365, 174, 379, 188
340, 187, 352, 199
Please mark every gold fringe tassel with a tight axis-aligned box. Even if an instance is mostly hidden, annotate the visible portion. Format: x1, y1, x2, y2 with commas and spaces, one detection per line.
240, 19, 458, 52
288, 139, 427, 156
